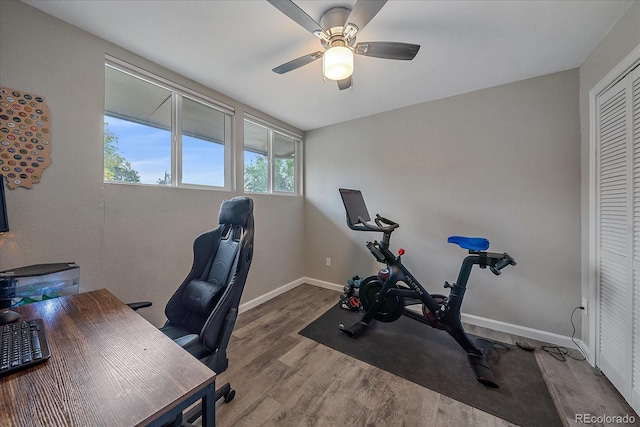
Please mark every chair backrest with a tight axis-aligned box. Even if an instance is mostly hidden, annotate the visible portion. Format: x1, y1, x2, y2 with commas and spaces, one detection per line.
164, 196, 254, 353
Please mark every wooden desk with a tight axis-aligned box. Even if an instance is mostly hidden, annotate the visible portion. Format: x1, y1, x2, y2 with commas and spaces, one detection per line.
0, 289, 216, 426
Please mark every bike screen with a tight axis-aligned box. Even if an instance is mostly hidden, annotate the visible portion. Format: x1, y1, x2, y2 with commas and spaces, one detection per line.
339, 188, 371, 226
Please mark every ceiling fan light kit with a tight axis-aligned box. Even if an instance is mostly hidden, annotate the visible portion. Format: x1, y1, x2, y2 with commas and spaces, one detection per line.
323, 45, 354, 80
267, 0, 419, 90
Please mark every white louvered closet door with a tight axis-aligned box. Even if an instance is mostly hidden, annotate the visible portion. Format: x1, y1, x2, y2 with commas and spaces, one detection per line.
632, 67, 640, 411
596, 65, 640, 408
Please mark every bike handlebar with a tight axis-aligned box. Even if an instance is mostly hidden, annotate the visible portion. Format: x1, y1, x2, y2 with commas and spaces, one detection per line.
348, 214, 399, 233
489, 253, 517, 275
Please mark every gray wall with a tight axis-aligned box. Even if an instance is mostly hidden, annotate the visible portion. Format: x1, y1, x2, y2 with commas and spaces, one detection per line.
3, 0, 638, 341
579, 0, 640, 350
305, 69, 581, 337
0, 0, 305, 327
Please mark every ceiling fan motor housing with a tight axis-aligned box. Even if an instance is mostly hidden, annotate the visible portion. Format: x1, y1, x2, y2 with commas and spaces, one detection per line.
320, 7, 356, 48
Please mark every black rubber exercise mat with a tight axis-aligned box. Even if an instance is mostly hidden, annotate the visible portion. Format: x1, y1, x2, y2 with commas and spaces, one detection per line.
300, 303, 562, 427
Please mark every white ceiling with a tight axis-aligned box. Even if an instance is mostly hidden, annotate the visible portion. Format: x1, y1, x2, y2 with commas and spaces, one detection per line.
23, 0, 634, 131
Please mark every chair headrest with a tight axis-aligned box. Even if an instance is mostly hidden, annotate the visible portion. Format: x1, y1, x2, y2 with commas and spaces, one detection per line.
219, 196, 253, 226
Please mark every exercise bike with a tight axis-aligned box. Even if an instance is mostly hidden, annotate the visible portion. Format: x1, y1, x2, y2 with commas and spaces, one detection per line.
338, 188, 516, 388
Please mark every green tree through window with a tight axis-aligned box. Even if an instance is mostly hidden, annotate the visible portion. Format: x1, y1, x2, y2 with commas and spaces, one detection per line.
274, 157, 294, 192
243, 119, 297, 194
104, 122, 141, 183
244, 156, 295, 193
244, 156, 268, 192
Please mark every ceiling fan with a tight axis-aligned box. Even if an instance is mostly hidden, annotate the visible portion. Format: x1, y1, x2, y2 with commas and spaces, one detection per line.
267, 0, 420, 90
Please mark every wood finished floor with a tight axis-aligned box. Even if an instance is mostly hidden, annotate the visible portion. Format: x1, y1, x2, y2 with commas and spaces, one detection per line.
214, 284, 638, 426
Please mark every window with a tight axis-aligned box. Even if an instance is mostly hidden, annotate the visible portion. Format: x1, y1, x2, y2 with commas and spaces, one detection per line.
244, 117, 300, 194
104, 58, 232, 188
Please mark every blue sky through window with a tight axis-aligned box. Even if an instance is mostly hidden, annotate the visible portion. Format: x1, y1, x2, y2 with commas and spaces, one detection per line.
105, 115, 276, 188
105, 115, 226, 186
182, 135, 224, 186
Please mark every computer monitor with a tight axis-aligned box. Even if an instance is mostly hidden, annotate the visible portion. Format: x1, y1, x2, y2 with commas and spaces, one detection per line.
339, 188, 371, 226
0, 176, 8, 233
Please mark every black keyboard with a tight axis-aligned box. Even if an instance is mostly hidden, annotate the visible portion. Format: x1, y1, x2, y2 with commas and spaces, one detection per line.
1, 319, 51, 377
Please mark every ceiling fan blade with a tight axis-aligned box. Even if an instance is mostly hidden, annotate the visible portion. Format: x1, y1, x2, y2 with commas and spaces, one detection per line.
355, 42, 420, 60
344, 0, 387, 38
272, 51, 323, 74
267, 0, 329, 40
337, 76, 352, 91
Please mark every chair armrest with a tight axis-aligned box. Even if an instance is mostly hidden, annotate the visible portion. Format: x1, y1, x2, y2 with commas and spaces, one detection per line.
127, 302, 152, 311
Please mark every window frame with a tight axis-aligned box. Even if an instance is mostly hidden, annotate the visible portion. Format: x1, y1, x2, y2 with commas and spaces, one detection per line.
104, 56, 234, 190
243, 114, 303, 196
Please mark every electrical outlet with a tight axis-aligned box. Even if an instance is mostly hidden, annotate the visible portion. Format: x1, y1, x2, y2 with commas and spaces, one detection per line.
326, 257, 331, 267
581, 297, 588, 316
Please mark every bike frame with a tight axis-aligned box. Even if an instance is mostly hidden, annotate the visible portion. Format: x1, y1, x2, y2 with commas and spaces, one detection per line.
360, 228, 503, 355
337, 188, 516, 387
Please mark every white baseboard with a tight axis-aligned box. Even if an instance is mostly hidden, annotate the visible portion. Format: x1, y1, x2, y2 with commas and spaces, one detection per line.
238, 277, 344, 314
301, 277, 344, 293
238, 277, 306, 314
239, 277, 587, 352
460, 312, 585, 351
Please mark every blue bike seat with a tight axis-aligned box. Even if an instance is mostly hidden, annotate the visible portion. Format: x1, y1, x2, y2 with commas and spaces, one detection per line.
447, 236, 490, 251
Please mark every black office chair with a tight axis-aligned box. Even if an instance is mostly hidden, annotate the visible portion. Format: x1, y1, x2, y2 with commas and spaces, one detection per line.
130, 196, 254, 425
